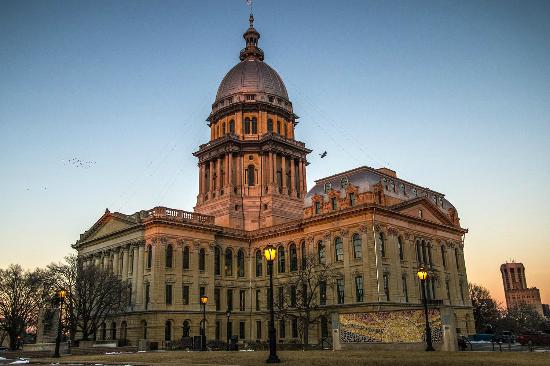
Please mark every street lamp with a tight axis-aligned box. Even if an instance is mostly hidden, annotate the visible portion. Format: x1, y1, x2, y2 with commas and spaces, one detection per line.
200, 295, 208, 351
417, 267, 435, 352
226, 310, 232, 351
264, 245, 280, 363
53, 289, 67, 358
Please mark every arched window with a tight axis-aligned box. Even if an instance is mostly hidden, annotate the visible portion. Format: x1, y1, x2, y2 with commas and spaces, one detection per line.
164, 320, 172, 341
182, 320, 190, 337
199, 248, 206, 271
277, 120, 281, 134
255, 250, 262, 277
267, 119, 273, 132
225, 248, 233, 276
300, 240, 307, 269
352, 233, 362, 259
251, 117, 257, 134
334, 237, 343, 261
183, 246, 190, 270
318, 240, 326, 264
284, 123, 287, 137
244, 118, 251, 134
214, 247, 221, 275
441, 245, 447, 268
222, 122, 226, 135
247, 165, 255, 186
289, 243, 297, 271
379, 232, 386, 257
147, 245, 153, 269
166, 244, 173, 268
398, 236, 404, 261
229, 119, 235, 134
277, 246, 286, 273
237, 249, 245, 277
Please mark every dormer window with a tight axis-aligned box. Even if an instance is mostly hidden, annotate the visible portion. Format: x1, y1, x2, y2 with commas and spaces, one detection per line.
412, 188, 418, 197
245, 94, 255, 101
400, 184, 406, 195
341, 177, 349, 188
390, 180, 395, 192
382, 177, 388, 190
268, 96, 274, 103
324, 182, 332, 193
315, 201, 321, 214
331, 197, 337, 210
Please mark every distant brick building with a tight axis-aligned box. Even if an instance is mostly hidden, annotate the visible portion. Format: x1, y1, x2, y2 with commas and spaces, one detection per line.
500, 262, 543, 315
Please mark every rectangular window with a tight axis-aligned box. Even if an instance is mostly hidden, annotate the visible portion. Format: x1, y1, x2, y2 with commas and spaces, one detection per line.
321, 317, 329, 338
239, 321, 245, 339
165, 284, 172, 305
337, 278, 345, 304
182, 285, 189, 305
227, 289, 233, 311
145, 284, 150, 309
331, 197, 337, 210
291, 318, 298, 338
256, 289, 261, 311
355, 276, 364, 302
290, 286, 297, 307
315, 201, 321, 214
402, 275, 409, 302
349, 192, 356, 206
256, 320, 262, 340
320, 281, 327, 305
383, 274, 390, 301
215, 288, 221, 311
215, 321, 221, 340
279, 319, 286, 338
200, 286, 205, 298
459, 281, 465, 304
240, 290, 246, 311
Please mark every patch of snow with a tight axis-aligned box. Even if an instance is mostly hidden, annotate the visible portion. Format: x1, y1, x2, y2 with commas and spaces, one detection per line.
10, 359, 29, 365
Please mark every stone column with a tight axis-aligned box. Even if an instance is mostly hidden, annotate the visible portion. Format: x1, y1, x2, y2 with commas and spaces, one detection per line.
216, 157, 222, 193
122, 246, 129, 281
102, 252, 109, 270
113, 250, 120, 276
199, 163, 205, 196
268, 151, 274, 190
209, 160, 214, 195
225, 153, 230, 189
238, 154, 243, 191
131, 245, 139, 306
136, 243, 145, 309
281, 155, 287, 194
228, 152, 233, 188
290, 158, 296, 197
301, 159, 307, 194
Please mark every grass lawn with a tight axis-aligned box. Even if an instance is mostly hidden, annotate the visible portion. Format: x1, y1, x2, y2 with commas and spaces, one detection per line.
34, 350, 550, 366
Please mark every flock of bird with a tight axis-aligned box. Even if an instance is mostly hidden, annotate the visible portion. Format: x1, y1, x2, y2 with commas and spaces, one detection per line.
64, 157, 97, 169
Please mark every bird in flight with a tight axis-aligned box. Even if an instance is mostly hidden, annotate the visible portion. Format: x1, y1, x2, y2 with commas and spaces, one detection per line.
319, 151, 327, 158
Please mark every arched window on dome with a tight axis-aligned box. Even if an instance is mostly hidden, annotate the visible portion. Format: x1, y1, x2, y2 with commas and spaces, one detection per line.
251, 117, 257, 134
244, 118, 251, 134
229, 119, 235, 134
267, 119, 273, 132
247, 165, 255, 186
277, 121, 281, 134
222, 122, 226, 135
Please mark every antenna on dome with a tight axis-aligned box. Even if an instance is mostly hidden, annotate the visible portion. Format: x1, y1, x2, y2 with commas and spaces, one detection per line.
246, 0, 253, 17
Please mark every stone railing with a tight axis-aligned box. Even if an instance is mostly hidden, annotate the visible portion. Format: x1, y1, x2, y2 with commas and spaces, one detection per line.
145, 206, 215, 225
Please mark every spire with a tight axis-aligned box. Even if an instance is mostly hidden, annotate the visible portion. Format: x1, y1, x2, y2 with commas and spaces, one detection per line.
240, 12, 264, 61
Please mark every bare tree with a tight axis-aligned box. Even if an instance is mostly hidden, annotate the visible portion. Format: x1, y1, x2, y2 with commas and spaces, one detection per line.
0, 265, 47, 350
275, 255, 337, 349
46, 256, 130, 341
469, 283, 503, 333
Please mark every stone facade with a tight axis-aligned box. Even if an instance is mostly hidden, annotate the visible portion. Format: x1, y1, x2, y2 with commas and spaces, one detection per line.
500, 262, 544, 316
73, 14, 475, 348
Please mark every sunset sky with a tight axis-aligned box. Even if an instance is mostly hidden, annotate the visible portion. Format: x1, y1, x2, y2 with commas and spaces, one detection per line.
1, 0, 549, 305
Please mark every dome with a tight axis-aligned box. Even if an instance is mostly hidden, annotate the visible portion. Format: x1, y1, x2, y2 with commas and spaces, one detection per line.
215, 59, 289, 102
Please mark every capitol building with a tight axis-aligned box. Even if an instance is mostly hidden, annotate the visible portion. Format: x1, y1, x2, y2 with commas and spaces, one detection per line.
73, 14, 474, 350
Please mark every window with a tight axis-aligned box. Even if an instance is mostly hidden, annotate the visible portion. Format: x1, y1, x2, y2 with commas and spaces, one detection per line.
214, 247, 221, 275
129, 250, 134, 272
446, 280, 451, 304
334, 237, 343, 261
302, 284, 308, 306
352, 233, 362, 259
199, 248, 206, 271
146, 245, 152, 269
200, 286, 205, 298
320, 281, 327, 305
256, 320, 262, 340
291, 318, 298, 338
255, 250, 262, 277
284, 123, 287, 137
331, 197, 337, 210
416, 241, 422, 264
244, 118, 251, 134
324, 182, 331, 193
383, 274, 390, 301
318, 241, 326, 264
277, 287, 284, 309
300, 241, 307, 269
459, 280, 465, 303
277, 120, 281, 134
267, 119, 273, 132
145, 284, 150, 309
277, 246, 285, 273
398, 236, 404, 261
215, 321, 221, 340
290, 286, 297, 307
279, 320, 286, 338
337, 278, 345, 304
341, 177, 349, 188
227, 289, 233, 311
379, 232, 386, 257
400, 183, 406, 195
222, 122, 226, 135
315, 201, 321, 214
182, 285, 189, 305
390, 180, 395, 192
355, 276, 364, 302
349, 192, 356, 206
251, 117, 257, 134
229, 119, 235, 134
164, 320, 171, 341
239, 321, 245, 339
289, 244, 297, 271
215, 288, 221, 310
255, 289, 261, 311
321, 316, 329, 338
142, 320, 147, 339
427, 244, 433, 266
165, 284, 172, 305
413, 188, 418, 197
245, 94, 255, 101
402, 274, 409, 302
246, 165, 255, 186
166, 244, 173, 268
239, 290, 246, 311
227, 321, 232, 340
225, 249, 233, 276
238, 249, 245, 277
183, 246, 190, 270
455, 248, 460, 270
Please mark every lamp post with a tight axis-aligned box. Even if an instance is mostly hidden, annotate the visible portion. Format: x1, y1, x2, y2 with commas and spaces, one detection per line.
200, 295, 208, 351
226, 310, 232, 351
417, 267, 435, 352
264, 245, 280, 363
53, 289, 67, 358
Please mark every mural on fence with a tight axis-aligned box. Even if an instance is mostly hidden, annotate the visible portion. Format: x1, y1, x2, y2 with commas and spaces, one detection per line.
339, 309, 443, 343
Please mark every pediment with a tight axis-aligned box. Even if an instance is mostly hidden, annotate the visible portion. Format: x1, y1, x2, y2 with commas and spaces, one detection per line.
80, 211, 139, 242
389, 197, 454, 226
